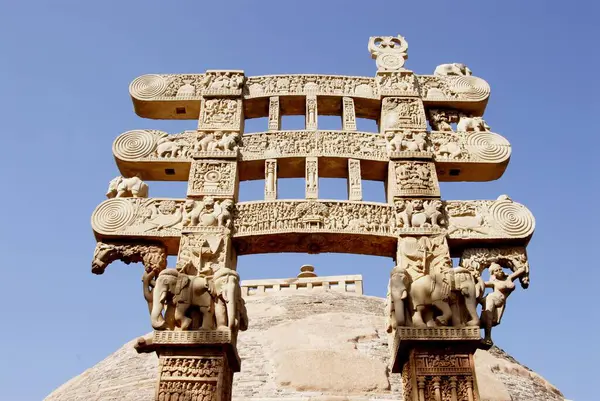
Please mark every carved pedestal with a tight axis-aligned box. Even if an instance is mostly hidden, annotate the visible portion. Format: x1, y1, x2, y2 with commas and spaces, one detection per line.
136, 329, 240, 401
391, 328, 481, 401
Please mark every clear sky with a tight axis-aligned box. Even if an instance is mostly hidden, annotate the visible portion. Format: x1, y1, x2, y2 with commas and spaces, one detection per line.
0, 1, 598, 400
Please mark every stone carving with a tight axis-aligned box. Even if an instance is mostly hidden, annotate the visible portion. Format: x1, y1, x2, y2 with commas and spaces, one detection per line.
418, 75, 490, 103
182, 197, 234, 230
305, 157, 318, 199
176, 233, 229, 276
368, 35, 409, 71
268, 96, 280, 131
91, 241, 167, 275
457, 115, 491, 132
213, 268, 249, 332
106, 175, 148, 198
427, 109, 457, 132
264, 159, 277, 200
390, 161, 440, 197
202, 70, 244, 96
348, 159, 362, 201
381, 97, 426, 131
188, 160, 237, 198
305, 95, 318, 130
245, 74, 379, 99
342, 97, 357, 131
434, 63, 472, 77
160, 356, 221, 378
383, 130, 429, 158
395, 199, 445, 230
376, 72, 419, 96
198, 98, 243, 131
196, 131, 241, 153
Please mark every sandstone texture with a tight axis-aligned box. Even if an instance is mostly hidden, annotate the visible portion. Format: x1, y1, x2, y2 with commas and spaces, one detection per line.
45, 291, 564, 401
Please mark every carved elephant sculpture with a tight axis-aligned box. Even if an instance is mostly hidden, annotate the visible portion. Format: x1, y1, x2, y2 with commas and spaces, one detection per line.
156, 137, 181, 158
106, 175, 148, 198
433, 63, 472, 76
212, 268, 248, 332
457, 116, 490, 132
450, 267, 484, 327
143, 269, 214, 330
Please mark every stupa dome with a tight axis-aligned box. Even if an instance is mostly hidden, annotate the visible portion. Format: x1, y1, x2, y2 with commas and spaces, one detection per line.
45, 289, 564, 401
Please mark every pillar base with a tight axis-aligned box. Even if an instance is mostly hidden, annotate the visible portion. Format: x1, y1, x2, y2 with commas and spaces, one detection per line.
392, 327, 481, 401
135, 329, 239, 401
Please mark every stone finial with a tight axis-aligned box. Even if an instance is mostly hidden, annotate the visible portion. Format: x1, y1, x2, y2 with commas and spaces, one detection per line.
297, 264, 317, 278
368, 35, 409, 72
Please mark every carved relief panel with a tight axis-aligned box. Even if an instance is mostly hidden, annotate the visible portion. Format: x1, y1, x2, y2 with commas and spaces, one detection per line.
176, 231, 233, 275
383, 130, 431, 159
264, 159, 278, 200
198, 98, 243, 131
348, 159, 362, 201
376, 72, 419, 97
342, 97, 357, 131
268, 96, 281, 131
187, 160, 238, 198
305, 157, 319, 199
202, 70, 245, 96
381, 97, 427, 131
388, 160, 440, 198
305, 95, 318, 130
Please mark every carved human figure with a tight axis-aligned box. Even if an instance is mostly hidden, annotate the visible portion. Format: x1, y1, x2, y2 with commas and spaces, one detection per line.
143, 269, 215, 330
106, 175, 149, 198
433, 63, 472, 76
265, 162, 276, 193
480, 263, 526, 346
212, 268, 248, 333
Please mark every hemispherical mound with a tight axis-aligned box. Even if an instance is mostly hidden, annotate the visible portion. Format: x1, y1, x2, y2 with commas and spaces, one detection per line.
44, 291, 562, 401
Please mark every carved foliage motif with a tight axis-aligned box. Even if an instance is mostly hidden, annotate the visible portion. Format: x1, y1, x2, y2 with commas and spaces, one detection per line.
391, 161, 440, 197
91, 241, 167, 275
245, 75, 378, 99
381, 97, 426, 130
188, 160, 237, 198
461, 247, 530, 288
198, 98, 243, 131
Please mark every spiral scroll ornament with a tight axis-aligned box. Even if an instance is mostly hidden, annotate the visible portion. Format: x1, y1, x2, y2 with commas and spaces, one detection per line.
490, 200, 535, 238
92, 199, 136, 234
129, 74, 167, 100
448, 76, 490, 101
465, 132, 511, 162
112, 130, 157, 160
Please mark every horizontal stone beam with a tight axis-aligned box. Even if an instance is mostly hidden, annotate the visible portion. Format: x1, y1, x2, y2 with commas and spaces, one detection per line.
129, 73, 490, 119
91, 197, 534, 257
113, 130, 510, 182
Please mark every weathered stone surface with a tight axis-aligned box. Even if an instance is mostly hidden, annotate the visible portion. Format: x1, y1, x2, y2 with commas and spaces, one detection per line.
45, 291, 563, 401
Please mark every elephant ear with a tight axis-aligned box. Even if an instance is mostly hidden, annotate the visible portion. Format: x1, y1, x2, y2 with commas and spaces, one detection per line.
173, 275, 190, 295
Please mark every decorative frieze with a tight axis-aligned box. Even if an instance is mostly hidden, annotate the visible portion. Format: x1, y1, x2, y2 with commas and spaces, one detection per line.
305, 95, 318, 130
201, 70, 245, 97
384, 130, 431, 159
264, 159, 277, 200
198, 98, 243, 131
342, 97, 357, 131
376, 72, 419, 97
388, 160, 440, 198
305, 157, 318, 199
381, 97, 427, 131
347, 159, 362, 201
268, 96, 281, 131
187, 160, 238, 198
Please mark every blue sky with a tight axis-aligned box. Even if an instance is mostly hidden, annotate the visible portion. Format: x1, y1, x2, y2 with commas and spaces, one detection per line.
0, 1, 598, 400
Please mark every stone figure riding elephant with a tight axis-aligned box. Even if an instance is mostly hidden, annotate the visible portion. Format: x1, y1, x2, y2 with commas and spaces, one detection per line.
106, 175, 148, 198
433, 63, 472, 76
143, 269, 214, 330
212, 268, 248, 332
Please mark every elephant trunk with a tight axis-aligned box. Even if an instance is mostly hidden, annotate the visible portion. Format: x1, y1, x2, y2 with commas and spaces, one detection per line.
151, 286, 167, 330
142, 270, 157, 313
389, 274, 408, 326
224, 278, 238, 329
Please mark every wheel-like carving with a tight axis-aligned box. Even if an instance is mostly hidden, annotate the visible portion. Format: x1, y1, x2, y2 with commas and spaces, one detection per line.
447, 76, 490, 101
113, 130, 157, 160
465, 132, 511, 162
92, 199, 136, 234
490, 199, 535, 237
129, 74, 167, 100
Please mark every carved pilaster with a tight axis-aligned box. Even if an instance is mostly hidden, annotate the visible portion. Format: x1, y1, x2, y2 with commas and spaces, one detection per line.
265, 159, 277, 200
187, 160, 239, 199
348, 159, 362, 201
380, 97, 426, 133
342, 97, 357, 131
268, 96, 281, 131
305, 95, 318, 130
388, 160, 440, 200
305, 157, 319, 199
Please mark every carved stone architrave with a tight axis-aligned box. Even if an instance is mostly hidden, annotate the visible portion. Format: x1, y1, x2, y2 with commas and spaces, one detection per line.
264, 159, 277, 200
305, 95, 318, 130
187, 160, 238, 199
135, 329, 239, 401
348, 159, 362, 201
268, 96, 281, 131
388, 160, 440, 199
177, 230, 234, 275
342, 97, 357, 131
198, 97, 244, 132
305, 157, 319, 199
381, 97, 427, 132
384, 131, 432, 160
202, 70, 245, 97
376, 71, 420, 97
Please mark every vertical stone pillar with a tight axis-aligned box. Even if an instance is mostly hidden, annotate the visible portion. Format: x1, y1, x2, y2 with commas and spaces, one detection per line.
305, 156, 318, 199
348, 158, 362, 201
342, 97, 357, 131
268, 96, 281, 131
265, 159, 277, 200
306, 95, 318, 130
